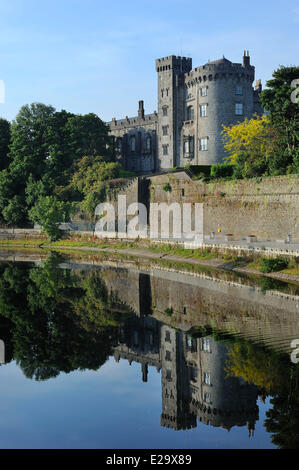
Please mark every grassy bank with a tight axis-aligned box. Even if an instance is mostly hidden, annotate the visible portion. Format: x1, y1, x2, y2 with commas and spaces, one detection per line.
0, 235, 298, 285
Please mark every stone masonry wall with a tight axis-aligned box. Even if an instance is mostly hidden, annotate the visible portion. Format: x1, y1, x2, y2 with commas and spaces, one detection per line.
146, 172, 299, 242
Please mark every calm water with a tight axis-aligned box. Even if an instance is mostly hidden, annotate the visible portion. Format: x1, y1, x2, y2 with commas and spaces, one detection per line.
0, 251, 298, 449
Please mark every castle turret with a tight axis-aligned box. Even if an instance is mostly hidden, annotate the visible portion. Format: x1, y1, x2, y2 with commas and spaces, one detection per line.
156, 56, 192, 169
179, 51, 258, 166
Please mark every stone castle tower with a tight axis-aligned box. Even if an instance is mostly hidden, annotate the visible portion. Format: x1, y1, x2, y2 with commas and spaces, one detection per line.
108, 51, 263, 172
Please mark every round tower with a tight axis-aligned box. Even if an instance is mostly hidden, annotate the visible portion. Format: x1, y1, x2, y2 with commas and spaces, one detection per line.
180, 51, 260, 166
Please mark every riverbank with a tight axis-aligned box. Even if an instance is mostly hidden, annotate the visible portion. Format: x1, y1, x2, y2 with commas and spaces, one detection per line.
0, 236, 298, 285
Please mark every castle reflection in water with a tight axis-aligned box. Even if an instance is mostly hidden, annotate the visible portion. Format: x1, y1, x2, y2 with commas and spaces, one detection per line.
114, 314, 258, 434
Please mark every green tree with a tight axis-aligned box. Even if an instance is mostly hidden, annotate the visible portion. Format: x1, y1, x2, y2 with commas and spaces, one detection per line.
1, 103, 56, 225
69, 156, 121, 217
0, 118, 11, 171
28, 195, 76, 241
260, 66, 299, 174
0, 103, 115, 225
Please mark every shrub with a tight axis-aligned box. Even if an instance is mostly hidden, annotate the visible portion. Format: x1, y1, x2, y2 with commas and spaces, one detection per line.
210, 163, 234, 179
185, 165, 211, 178
163, 183, 172, 192
164, 307, 173, 316
259, 257, 289, 273
29, 196, 76, 241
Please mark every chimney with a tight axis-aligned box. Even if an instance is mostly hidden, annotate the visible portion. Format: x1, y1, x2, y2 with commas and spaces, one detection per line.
255, 79, 262, 92
243, 50, 250, 67
138, 100, 145, 119
142, 363, 148, 382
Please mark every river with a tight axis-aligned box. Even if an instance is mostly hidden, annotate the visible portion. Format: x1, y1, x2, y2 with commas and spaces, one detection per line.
0, 250, 298, 449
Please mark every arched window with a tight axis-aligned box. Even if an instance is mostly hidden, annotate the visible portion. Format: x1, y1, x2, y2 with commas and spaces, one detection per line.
116, 137, 122, 151
184, 136, 194, 156
187, 106, 194, 121
146, 136, 151, 151
130, 135, 136, 152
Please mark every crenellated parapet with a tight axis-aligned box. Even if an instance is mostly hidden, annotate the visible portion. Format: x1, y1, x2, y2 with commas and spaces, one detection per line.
156, 55, 192, 74
108, 112, 158, 130
184, 59, 255, 88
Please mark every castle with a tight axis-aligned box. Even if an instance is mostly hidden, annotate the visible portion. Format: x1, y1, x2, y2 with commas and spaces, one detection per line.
108, 51, 263, 173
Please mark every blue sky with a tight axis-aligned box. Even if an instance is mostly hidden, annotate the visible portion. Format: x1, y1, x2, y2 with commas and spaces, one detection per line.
0, 0, 298, 123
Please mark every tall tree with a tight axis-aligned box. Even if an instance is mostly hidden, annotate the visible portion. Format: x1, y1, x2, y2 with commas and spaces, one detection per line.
0, 118, 11, 171
0, 103, 115, 226
259, 66, 299, 174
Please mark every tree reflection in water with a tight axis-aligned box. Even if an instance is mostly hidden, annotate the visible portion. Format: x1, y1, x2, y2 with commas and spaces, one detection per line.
0, 253, 133, 380
224, 334, 299, 448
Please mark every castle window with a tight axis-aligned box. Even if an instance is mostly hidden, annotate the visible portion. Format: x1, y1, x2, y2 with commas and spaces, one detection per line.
116, 137, 122, 152
147, 332, 153, 345
162, 145, 169, 156
200, 87, 207, 96
161, 88, 164, 98
162, 106, 168, 116
133, 331, 139, 346
189, 366, 197, 382
202, 337, 211, 352
200, 104, 207, 117
204, 392, 211, 404
186, 336, 197, 351
186, 106, 194, 121
165, 331, 171, 342
203, 372, 211, 385
235, 103, 243, 115
166, 88, 169, 96
162, 125, 169, 136
146, 136, 151, 151
199, 137, 208, 151
235, 85, 243, 95
166, 369, 172, 381
165, 350, 171, 361
130, 136, 136, 152
183, 136, 194, 156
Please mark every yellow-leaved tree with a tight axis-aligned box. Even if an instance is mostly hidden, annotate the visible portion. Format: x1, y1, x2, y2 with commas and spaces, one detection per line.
222, 114, 276, 178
